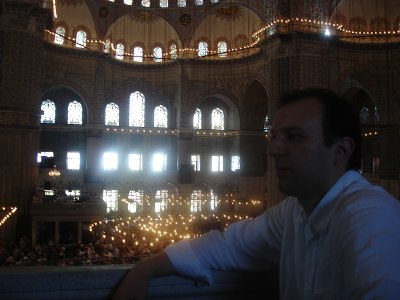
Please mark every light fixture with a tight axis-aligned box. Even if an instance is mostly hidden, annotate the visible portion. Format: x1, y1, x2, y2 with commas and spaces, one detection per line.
49, 165, 61, 179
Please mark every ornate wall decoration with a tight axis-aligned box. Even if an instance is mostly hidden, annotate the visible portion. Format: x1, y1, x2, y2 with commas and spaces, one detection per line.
0, 110, 40, 128
128, 12, 160, 24
304, 0, 324, 21
349, 17, 367, 32
215, 6, 243, 21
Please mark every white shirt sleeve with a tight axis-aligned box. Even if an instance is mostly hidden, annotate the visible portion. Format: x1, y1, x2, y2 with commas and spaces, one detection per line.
165, 199, 290, 283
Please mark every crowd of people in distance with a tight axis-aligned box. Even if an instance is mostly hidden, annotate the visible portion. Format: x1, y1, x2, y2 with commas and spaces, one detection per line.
0, 236, 164, 267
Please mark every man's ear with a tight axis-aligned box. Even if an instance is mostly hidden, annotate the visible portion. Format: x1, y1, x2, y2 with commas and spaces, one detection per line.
334, 137, 354, 166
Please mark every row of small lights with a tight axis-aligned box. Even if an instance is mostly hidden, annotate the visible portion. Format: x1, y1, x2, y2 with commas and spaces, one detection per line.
89, 211, 258, 246
0, 206, 17, 227
45, 15, 399, 60
363, 131, 379, 137
105, 127, 238, 136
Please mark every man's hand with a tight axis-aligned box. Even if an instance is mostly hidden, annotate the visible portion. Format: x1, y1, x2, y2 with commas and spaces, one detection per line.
112, 252, 177, 300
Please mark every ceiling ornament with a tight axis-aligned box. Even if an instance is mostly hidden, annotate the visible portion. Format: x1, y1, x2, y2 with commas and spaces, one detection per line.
128, 12, 160, 24
58, 0, 83, 6
215, 6, 243, 21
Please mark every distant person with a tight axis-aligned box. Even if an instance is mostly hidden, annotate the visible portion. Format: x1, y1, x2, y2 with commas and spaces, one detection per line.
113, 88, 400, 300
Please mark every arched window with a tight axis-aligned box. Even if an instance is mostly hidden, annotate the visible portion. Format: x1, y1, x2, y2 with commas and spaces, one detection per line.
211, 108, 224, 130
129, 91, 145, 127
54, 26, 65, 45
75, 30, 87, 48
263, 115, 270, 132
217, 41, 227, 57
160, 0, 168, 7
360, 107, 369, 124
116, 43, 124, 60
193, 108, 202, 129
142, 0, 150, 7
41, 100, 56, 123
211, 0, 218, 2
104, 39, 111, 53
105, 102, 119, 126
68, 100, 83, 125
198, 41, 208, 57
194, 0, 203, 5
133, 46, 143, 62
153, 47, 162, 62
170, 43, 178, 59
154, 105, 168, 128
177, 0, 186, 7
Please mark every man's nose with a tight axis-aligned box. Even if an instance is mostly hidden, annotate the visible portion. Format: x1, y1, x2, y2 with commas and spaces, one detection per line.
267, 136, 286, 157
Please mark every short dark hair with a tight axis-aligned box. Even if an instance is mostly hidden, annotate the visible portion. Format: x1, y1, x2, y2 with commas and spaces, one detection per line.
278, 88, 361, 171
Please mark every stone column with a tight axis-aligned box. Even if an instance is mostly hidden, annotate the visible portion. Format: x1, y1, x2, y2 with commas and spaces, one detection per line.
0, 1, 51, 242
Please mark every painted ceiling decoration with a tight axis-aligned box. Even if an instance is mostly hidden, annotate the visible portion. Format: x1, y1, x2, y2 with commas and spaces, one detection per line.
215, 6, 243, 21
128, 12, 160, 24
59, 0, 83, 6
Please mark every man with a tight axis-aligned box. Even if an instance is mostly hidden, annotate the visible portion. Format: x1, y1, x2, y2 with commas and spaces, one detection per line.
113, 88, 400, 300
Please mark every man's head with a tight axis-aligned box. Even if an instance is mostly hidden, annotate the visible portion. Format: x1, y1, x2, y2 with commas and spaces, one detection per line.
268, 88, 361, 209
278, 88, 361, 171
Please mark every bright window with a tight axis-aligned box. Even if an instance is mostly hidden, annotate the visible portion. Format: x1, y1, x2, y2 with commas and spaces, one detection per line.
124, 0, 133, 4
198, 41, 208, 57
155, 190, 168, 213
103, 190, 118, 212
211, 108, 224, 130
190, 190, 202, 212
37, 151, 54, 163
128, 190, 143, 213
67, 152, 80, 170
153, 47, 162, 62
41, 100, 56, 123
129, 154, 143, 171
191, 154, 200, 171
231, 155, 240, 171
160, 0, 168, 7
193, 108, 201, 129
210, 190, 218, 211
68, 101, 83, 124
104, 39, 111, 53
217, 41, 227, 57
129, 91, 145, 127
54, 26, 65, 45
142, 0, 150, 7
103, 152, 118, 170
116, 43, 124, 60
211, 155, 223, 172
65, 190, 80, 201
194, 0, 203, 5
177, 0, 186, 7
133, 46, 143, 62
105, 102, 119, 126
154, 105, 168, 127
153, 153, 167, 172
76, 30, 87, 48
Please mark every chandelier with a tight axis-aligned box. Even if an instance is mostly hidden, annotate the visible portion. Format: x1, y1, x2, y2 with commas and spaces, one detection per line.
48, 165, 61, 179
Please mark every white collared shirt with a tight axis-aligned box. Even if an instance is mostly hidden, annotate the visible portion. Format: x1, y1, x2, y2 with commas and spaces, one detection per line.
165, 171, 400, 299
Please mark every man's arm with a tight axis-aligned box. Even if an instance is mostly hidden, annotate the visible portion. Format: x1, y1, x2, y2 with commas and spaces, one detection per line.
112, 252, 177, 300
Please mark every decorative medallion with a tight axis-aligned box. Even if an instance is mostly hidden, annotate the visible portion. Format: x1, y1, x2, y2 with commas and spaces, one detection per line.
215, 6, 243, 21
180, 14, 191, 26
99, 6, 109, 18
129, 12, 160, 24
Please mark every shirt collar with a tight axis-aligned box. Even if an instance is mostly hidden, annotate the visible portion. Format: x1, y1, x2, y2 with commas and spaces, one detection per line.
296, 170, 362, 235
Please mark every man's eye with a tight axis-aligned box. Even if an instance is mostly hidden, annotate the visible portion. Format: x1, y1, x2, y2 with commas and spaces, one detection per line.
286, 133, 303, 141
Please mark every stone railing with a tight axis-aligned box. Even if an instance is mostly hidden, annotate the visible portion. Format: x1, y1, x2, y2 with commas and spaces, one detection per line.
0, 265, 279, 300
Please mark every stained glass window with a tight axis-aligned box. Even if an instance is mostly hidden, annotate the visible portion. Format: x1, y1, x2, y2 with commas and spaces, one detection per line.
193, 108, 201, 129
116, 43, 124, 60
104, 39, 111, 53
105, 102, 119, 126
170, 43, 178, 59
211, 108, 224, 130
76, 30, 87, 48
154, 105, 168, 127
68, 100, 83, 124
54, 26, 65, 45
194, 0, 203, 5
198, 41, 208, 57
41, 100, 56, 123
217, 41, 227, 57
160, 0, 168, 8
124, 0, 133, 4
153, 47, 162, 62
142, 0, 150, 7
103, 190, 118, 212
129, 91, 145, 127
133, 46, 143, 62
177, 0, 186, 7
